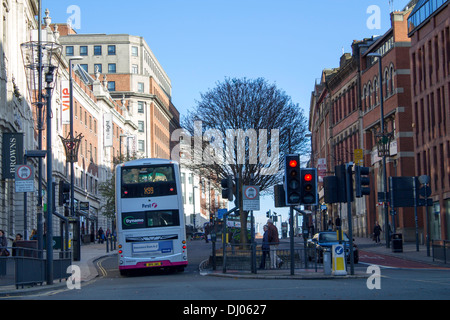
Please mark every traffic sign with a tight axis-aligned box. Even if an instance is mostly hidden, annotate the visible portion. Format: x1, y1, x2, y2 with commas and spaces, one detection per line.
243, 185, 260, 211
218, 208, 227, 219
15, 165, 34, 193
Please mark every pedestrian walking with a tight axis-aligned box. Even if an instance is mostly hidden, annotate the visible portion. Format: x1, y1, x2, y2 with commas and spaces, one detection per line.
12, 233, 23, 256
0, 230, 7, 276
30, 229, 38, 240
259, 225, 270, 270
267, 219, 282, 269
98, 227, 105, 244
0, 230, 9, 256
373, 221, 382, 244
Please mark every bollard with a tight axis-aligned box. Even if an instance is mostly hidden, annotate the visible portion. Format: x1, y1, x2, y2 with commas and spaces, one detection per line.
106, 237, 109, 253
332, 244, 347, 276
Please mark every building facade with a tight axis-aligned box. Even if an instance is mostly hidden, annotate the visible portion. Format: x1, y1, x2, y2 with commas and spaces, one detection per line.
57, 29, 178, 161
408, 0, 450, 240
360, 8, 416, 240
0, 0, 40, 242
56, 25, 225, 232
310, 6, 418, 240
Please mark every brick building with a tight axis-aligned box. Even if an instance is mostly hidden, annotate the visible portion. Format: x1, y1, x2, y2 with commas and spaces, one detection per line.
310, 6, 417, 240
408, 0, 450, 240
360, 8, 416, 240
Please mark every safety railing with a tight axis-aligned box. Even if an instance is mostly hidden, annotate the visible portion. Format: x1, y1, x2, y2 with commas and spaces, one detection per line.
432, 240, 450, 264
209, 243, 321, 272
0, 246, 72, 289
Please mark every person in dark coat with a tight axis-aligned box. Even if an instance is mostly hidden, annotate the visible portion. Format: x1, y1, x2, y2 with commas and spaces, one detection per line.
259, 225, 270, 269
373, 221, 382, 244
267, 219, 281, 268
0, 230, 8, 256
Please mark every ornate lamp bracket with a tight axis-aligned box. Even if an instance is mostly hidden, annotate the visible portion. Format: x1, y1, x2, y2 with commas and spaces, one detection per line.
60, 133, 83, 163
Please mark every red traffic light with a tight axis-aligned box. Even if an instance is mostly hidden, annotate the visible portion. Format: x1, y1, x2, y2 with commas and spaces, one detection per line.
304, 174, 313, 182
289, 160, 298, 168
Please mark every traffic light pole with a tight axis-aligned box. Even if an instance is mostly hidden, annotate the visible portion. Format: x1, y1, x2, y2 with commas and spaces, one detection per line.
289, 206, 295, 275
346, 163, 355, 275
222, 206, 239, 274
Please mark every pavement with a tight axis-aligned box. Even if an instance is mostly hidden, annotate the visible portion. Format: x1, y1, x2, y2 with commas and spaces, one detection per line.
0, 242, 117, 297
0, 236, 448, 297
203, 236, 450, 279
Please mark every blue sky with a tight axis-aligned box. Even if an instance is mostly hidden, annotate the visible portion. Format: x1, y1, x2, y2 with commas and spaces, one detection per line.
46, 0, 411, 230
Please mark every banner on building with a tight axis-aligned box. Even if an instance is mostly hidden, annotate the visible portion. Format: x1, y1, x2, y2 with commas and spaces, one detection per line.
2, 133, 24, 179
104, 113, 113, 147
317, 158, 327, 182
61, 80, 70, 125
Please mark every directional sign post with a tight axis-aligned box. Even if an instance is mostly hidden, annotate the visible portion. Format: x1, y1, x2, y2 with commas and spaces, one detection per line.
15, 164, 35, 193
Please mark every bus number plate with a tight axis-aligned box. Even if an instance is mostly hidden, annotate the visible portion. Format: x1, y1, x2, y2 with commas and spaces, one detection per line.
145, 262, 162, 267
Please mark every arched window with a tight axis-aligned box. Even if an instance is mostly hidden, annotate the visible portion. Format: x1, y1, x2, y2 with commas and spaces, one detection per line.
362, 86, 367, 111
367, 82, 372, 108
389, 66, 395, 94
374, 77, 379, 105
384, 69, 390, 97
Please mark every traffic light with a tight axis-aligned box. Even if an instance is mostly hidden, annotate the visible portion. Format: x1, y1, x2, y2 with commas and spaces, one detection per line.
335, 164, 352, 203
284, 155, 301, 205
300, 168, 318, 205
323, 176, 339, 204
59, 180, 71, 206
274, 184, 287, 208
221, 175, 234, 202
355, 166, 371, 197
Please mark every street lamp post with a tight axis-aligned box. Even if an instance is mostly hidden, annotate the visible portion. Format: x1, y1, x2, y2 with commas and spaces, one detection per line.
69, 57, 83, 262
368, 52, 390, 248
21, 40, 62, 285
192, 185, 198, 230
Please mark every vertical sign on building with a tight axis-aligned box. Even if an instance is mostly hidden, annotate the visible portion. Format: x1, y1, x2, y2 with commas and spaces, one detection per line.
354, 149, 364, 166
104, 113, 113, 147
317, 158, 327, 182
2, 133, 24, 179
61, 80, 70, 125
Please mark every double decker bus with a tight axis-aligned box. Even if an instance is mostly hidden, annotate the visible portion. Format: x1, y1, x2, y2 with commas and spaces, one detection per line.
115, 159, 187, 275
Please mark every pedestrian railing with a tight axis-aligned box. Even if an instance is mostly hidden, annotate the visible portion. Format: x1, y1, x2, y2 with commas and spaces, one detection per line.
208, 243, 321, 272
432, 240, 450, 264
0, 246, 72, 289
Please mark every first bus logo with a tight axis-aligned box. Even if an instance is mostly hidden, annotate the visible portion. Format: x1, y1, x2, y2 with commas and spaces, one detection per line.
142, 202, 158, 209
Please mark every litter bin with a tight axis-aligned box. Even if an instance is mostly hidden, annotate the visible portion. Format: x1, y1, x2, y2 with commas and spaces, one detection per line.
391, 233, 403, 253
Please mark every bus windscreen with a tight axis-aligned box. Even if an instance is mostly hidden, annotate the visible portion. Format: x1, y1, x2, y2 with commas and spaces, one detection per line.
121, 165, 177, 198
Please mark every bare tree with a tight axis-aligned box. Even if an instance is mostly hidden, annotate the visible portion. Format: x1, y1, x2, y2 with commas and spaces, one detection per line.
178, 77, 309, 244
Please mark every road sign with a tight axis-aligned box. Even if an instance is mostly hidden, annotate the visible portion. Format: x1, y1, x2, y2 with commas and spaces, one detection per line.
332, 244, 347, 276
15, 164, 34, 193
243, 185, 260, 211
354, 149, 363, 166
79, 202, 90, 211
218, 208, 227, 219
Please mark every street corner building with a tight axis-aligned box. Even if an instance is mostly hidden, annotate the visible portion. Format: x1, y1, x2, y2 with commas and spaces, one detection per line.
309, 0, 450, 242
0, 1, 182, 250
